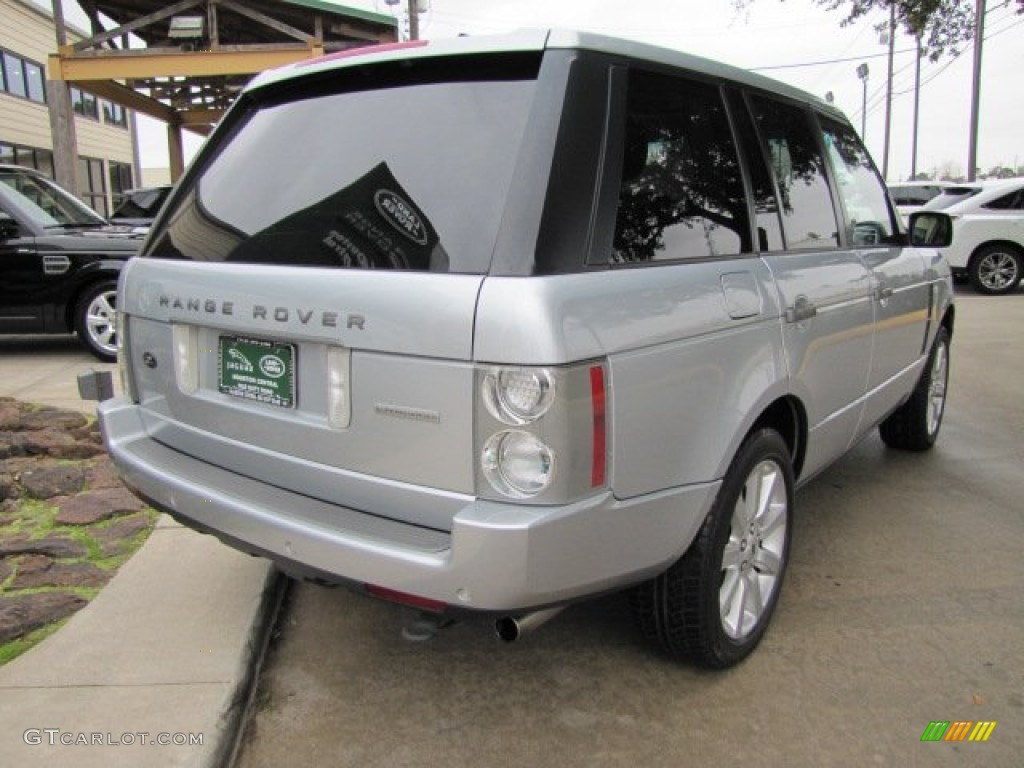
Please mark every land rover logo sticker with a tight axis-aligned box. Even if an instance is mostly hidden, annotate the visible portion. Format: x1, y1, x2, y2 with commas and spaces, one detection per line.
374, 189, 428, 246
259, 355, 286, 379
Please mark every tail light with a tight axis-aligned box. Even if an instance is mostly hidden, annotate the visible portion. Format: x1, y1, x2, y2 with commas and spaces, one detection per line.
172, 323, 199, 394
116, 309, 139, 403
476, 361, 608, 503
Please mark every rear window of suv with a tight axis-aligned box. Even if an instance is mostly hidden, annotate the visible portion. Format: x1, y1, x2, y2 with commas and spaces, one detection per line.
145, 54, 540, 274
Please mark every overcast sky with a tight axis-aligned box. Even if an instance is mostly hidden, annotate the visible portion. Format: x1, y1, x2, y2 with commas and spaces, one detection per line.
75, 0, 1022, 179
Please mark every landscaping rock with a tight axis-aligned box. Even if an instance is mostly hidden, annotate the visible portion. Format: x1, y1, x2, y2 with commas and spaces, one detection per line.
69, 424, 105, 445
48, 441, 106, 460
21, 429, 75, 456
11, 561, 110, 590
19, 408, 88, 432
0, 535, 88, 559
0, 432, 26, 458
19, 462, 86, 499
0, 592, 87, 644
0, 398, 156, 660
0, 403, 19, 430
12, 553, 52, 576
93, 514, 153, 557
85, 457, 123, 490
2, 457, 40, 476
54, 488, 147, 525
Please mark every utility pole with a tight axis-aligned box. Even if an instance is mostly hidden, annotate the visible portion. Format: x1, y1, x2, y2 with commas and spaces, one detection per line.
407, 0, 419, 40
47, 0, 78, 194
911, 35, 922, 179
882, 4, 895, 180
967, 0, 986, 181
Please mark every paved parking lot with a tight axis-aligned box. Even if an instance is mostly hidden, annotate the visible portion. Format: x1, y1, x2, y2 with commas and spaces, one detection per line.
233, 290, 1023, 768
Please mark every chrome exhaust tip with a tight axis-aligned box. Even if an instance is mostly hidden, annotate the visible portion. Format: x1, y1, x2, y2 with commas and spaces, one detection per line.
494, 606, 565, 642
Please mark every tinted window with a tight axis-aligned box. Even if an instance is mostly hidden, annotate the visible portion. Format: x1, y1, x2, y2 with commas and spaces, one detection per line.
924, 186, 982, 210
889, 184, 944, 206
147, 64, 538, 274
609, 70, 750, 264
983, 188, 1024, 210
727, 90, 783, 252
0, 169, 106, 227
820, 117, 895, 245
748, 96, 839, 251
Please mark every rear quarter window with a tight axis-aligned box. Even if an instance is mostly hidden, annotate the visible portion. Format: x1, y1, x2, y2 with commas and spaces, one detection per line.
605, 69, 750, 264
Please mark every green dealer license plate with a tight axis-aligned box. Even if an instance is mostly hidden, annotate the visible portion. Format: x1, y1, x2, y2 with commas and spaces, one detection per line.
218, 336, 296, 408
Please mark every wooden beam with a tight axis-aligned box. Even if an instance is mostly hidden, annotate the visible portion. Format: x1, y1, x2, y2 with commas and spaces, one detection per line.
70, 78, 177, 124
49, 45, 316, 81
180, 107, 225, 125
215, 0, 314, 44
328, 21, 393, 43
71, 0, 206, 53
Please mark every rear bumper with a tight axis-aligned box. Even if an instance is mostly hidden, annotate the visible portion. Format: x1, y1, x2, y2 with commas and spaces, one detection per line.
98, 396, 718, 612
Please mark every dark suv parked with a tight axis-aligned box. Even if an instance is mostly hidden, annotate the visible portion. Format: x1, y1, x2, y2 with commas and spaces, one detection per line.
0, 164, 141, 361
109, 184, 173, 230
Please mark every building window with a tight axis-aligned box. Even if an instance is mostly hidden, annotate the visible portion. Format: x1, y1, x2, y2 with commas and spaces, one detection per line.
1, 49, 46, 104
2, 51, 26, 98
25, 61, 46, 103
109, 161, 133, 207
71, 86, 99, 120
0, 141, 54, 176
101, 99, 128, 128
78, 156, 108, 216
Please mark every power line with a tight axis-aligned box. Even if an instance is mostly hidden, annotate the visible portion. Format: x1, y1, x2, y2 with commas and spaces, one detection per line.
752, 47, 917, 71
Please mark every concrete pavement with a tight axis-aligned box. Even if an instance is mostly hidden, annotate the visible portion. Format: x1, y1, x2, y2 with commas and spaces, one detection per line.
0, 334, 277, 768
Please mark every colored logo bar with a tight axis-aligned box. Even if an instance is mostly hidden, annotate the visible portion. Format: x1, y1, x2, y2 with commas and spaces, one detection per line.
921, 721, 997, 742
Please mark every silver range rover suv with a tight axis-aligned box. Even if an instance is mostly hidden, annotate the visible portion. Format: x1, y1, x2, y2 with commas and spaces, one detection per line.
97, 30, 955, 668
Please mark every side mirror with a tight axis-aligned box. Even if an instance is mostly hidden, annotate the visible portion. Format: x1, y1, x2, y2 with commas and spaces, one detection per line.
908, 211, 953, 248
0, 212, 20, 240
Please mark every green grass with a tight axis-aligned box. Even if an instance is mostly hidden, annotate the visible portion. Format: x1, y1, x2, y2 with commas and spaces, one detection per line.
0, 620, 68, 666
0, 490, 158, 666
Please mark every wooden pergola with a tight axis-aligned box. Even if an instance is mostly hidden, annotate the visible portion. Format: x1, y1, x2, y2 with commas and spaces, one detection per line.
47, 0, 397, 180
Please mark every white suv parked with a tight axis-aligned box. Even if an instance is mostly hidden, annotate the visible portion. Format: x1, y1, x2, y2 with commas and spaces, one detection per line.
929, 178, 1024, 294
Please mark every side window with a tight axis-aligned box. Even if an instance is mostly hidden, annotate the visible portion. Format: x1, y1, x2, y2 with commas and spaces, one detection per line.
747, 95, 840, 251
610, 70, 750, 264
819, 117, 896, 246
983, 189, 1024, 210
726, 90, 784, 252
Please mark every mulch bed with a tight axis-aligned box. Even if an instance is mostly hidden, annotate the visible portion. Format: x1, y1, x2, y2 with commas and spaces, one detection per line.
0, 397, 157, 657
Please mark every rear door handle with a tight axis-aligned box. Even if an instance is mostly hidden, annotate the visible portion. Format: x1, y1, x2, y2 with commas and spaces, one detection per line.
785, 295, 817, 323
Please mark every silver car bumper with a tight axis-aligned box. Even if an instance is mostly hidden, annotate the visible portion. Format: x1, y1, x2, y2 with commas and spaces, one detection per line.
99, 396, 719, 612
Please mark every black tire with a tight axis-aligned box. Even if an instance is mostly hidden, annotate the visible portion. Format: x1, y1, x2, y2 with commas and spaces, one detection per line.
879, 326, 950, 451
968, 244, 1022, 295
74, 280, 119, 362
632, 428, 794, 668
